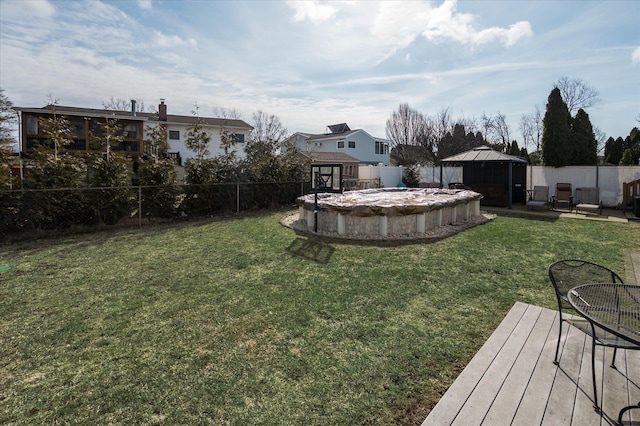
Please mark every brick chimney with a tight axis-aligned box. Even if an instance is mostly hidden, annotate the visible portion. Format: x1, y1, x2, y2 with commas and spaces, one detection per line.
158, 99, 167, 121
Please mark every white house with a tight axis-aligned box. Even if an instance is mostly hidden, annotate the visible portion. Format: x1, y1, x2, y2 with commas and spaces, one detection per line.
151, 100, 253, 165
287, 123, 390, 166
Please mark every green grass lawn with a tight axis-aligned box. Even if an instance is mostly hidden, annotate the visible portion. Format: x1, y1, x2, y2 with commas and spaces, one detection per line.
1, 211, 638, 425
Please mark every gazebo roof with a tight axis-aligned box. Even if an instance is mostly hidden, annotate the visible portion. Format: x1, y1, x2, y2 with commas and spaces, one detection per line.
440, 146, 528, 164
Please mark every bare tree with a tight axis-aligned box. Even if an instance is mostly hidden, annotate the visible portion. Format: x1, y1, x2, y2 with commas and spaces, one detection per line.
519, 114, 534, 153
519, 106, 544, 153
213, 107, 242, 120
481, 111, 511, 150
249, 110, 288, 145
245, 111, 293, 181
554, 76, 601, 116
102, 97, 150, 113
533, 106, 543, 151
386, 104, 423, 143
422, 107, 455, 162
422, 107, 484, 162
386, 103, 430, 164
593, 126, 607, 154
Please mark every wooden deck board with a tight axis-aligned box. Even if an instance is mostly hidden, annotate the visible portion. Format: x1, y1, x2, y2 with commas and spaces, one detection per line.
422, 302, 640, 426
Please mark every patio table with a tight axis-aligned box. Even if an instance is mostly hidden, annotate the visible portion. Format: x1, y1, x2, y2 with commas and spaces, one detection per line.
568, 283, 640, 424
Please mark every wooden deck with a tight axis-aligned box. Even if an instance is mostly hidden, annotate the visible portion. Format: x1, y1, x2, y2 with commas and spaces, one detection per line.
423, 302, 640, 426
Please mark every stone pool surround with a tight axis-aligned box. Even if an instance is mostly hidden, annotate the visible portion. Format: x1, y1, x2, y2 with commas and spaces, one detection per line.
295, 188, 484, 240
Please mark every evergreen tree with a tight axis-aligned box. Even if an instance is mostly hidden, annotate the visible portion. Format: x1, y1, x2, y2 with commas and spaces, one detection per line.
184, 109, 213, 185
604, 137, 625, 165
0, 89, 14, 151
542, 87, 572, 166
0, 89, 15, 189
620, 148, 635, 165
570, 108, 597, 165
145, 122, 168, 160
185, 116, 211, 161
625, 127, 640, 165
39, 105, 73, 160
90, 117, 124, 160
138, 158, 179, 218
508, 140, 520, 156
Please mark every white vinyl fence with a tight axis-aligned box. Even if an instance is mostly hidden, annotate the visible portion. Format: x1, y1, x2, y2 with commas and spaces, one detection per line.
359, 164, 463, 189
359, 164, 640, 207
528, 166, 640, 207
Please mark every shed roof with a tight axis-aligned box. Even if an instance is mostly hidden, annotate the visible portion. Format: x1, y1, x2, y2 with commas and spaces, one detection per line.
440, 146, 528, 164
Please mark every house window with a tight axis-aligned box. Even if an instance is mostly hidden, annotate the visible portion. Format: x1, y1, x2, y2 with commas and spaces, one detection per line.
69, 119, 85, 138
124, 123, 138, 139
27, 116, 38, 135
375, 141, 389, 155
337, 140, 345, 149
348, 140, 355, 148
234, 133, 245, 143
344, 165, 355, 176
169, 130, 180, 140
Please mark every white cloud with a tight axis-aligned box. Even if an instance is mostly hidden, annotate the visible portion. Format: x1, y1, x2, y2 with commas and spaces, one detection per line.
287, 0, 337, 23
421, 0, 533, 46
153, 31, 197, 48
0, 0, 56, 20
338, 0, 534, 65
138, 0, 152, 10
472, 21, 534, 46
632, 47, 640, 65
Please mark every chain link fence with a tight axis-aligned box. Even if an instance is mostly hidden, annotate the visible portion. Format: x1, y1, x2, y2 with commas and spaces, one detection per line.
1, 181, 312, 238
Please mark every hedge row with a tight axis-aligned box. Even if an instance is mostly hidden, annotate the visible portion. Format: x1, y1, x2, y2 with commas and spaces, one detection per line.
0, 180, 309, 238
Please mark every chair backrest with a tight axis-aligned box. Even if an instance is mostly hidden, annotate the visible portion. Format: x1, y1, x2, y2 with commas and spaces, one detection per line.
532, 186, 549, 202
548, 259, 624, 307
579, 187, 599, 204
556, 183, 572, 201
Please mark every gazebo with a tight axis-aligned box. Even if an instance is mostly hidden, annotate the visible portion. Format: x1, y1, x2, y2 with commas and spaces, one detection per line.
440, 146, 528, 209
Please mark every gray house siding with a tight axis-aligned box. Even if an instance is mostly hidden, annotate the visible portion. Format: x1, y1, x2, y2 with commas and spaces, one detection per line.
289, 128, 390, 166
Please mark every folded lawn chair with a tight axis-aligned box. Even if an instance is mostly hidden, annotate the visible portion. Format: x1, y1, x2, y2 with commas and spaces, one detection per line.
552, 182, 573, 211
526, 186, 549, 210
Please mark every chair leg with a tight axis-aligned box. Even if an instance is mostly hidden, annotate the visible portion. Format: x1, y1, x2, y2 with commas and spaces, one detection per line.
554, 320, 563, 365
611, 347, 617, 369
591, 336, 600, 412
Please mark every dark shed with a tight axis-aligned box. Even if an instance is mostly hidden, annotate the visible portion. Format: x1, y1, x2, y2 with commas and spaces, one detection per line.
440, 146, 528, 209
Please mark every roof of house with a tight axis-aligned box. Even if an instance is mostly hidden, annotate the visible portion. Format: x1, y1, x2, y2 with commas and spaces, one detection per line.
298, 151, 360, 163
440, 146, 528, 164
15, 105, 253, 129
307, 130, 360, 141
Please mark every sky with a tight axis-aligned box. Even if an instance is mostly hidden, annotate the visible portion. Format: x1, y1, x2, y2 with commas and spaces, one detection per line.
1, 0, 639, 152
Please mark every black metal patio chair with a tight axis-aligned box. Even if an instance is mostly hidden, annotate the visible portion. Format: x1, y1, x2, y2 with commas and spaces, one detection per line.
548, 259, 635, 365
548, 259, 639, 410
